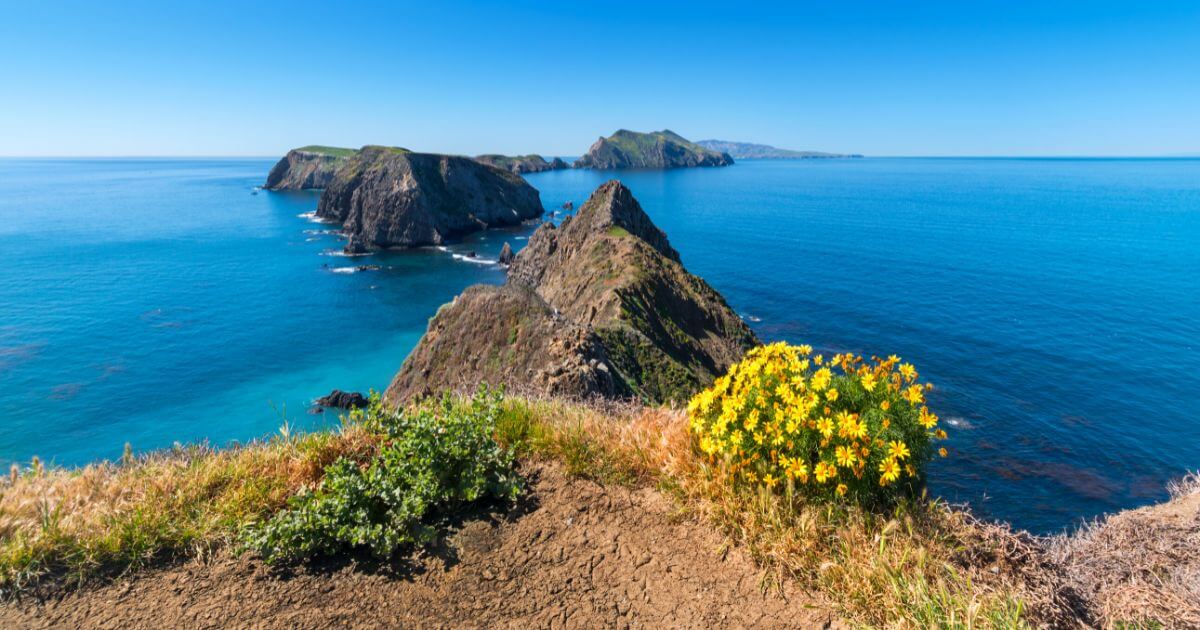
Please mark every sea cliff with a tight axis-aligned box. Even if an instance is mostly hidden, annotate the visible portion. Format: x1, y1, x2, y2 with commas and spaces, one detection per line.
314, 146, 543, 251
264, 146, 357, 190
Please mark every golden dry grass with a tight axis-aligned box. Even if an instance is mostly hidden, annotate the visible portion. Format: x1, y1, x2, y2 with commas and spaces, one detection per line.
496, 398, 1081, 628
1049, 472, 1200, 629
0, 426, 377, 595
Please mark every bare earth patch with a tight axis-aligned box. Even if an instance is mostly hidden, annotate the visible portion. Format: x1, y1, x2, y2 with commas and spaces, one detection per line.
1, 463, 837, 629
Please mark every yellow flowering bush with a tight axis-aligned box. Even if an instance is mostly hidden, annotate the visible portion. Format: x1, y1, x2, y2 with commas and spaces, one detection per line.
688, 342, 948, 505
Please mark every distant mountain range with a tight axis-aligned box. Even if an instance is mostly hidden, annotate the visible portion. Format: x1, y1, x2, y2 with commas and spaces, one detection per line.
696, 140, 862, 160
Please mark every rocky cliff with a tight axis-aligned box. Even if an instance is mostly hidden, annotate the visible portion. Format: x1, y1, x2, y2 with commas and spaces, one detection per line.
264, 146, 358, 190
386, 180, 757, 405
315, 146, 544, 251
573, 130, 733, 169
474, 154, 570, 174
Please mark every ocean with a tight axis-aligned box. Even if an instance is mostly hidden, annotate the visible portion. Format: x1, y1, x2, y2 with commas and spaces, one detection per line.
0, 157, 1196, 533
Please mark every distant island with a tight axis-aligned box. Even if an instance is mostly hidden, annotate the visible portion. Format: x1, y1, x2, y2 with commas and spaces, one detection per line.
574, 130, 734, 169
696, 139, 862, 159
473, 154, 570, 174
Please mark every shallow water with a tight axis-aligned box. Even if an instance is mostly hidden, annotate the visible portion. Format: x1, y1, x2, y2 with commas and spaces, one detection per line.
1, 157, 1197, 533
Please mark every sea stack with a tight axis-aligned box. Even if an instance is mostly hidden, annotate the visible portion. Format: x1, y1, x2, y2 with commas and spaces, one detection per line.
315, 146, 544, 251
573, 130, 734, 169
386, 180, 757, 405
498, 242, 515, 266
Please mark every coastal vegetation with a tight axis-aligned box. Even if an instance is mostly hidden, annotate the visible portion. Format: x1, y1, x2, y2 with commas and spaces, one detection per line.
1, 386, 1196, 626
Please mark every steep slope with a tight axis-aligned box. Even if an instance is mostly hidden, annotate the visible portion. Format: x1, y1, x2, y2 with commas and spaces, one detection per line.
264, 146, 358, 190
315, 146, 544, 251
474, 154, 570, 174
574, 130, 733, 169
696, 139, 862, 159
387, 180, 757, 404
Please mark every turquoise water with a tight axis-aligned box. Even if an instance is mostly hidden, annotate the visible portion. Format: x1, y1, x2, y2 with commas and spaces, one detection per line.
1, 157, 1198, 533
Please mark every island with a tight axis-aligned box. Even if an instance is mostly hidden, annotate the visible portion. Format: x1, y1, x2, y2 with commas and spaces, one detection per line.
473, 154, 570, 174
573, 130, 734, 169
314, 145, 543, 251
696, 139, 862, 159
386, 180, 757, 404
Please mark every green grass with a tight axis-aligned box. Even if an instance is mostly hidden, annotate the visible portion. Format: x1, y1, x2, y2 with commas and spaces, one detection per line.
295, 145, 358, 158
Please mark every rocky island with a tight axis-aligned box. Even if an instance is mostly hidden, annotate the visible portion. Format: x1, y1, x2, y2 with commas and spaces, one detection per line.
313, 145, 543, 251
386, 180, 757, 404
573, 130, 734, 169
264, 146, 358, 190
473, 154, 570, 174
696, 139, 862, 159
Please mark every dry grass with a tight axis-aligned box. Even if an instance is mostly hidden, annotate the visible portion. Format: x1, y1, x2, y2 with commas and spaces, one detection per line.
0, 426, 378, 595
496, 398, 1083, 628
1050, 472, 1200, 629
4, 395, 1194, 628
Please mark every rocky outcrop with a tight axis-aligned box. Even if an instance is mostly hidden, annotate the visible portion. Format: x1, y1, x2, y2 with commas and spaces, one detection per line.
498, 242, 515, 266
315, 389, 368, 409
573, 130, 733, 169
473, 154, 570, 174
696, 140, 862, 160
315, 146, 544, 251
386, 180, 757, 405
264, 146, 357, 190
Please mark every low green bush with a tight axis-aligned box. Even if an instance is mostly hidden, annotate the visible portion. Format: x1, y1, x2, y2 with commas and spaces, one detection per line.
243, 389, 521, 563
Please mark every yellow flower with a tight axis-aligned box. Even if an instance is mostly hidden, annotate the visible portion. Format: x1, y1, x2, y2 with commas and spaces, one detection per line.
836, 483, 848, 497
887, 440, 911, 460
861, 372, 877, 392
815, 461, 837, 483
814, 354, 824, 365
879, 458, 901, 484
880, 400, 890, 411
835, 445, 858, 468
938, 447, 948, 458
899, 363, 917, 381
849, 419, 868, 440
798, 344, 813, 355
902, 384, 925, 405
762, 473, 779, 488
935, 429, 947, 440
825, 388, 839, 402
919, 408, 938, 429
817, 416, 834, 438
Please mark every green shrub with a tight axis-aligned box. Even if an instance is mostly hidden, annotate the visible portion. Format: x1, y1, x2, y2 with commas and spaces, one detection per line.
243, 389, 521, 563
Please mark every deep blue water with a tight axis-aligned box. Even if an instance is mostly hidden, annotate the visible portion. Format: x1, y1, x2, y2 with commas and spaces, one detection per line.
1, 157, 1197, 533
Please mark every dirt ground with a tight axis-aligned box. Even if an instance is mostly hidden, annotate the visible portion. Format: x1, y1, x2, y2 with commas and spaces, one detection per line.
1, 463, 837, 629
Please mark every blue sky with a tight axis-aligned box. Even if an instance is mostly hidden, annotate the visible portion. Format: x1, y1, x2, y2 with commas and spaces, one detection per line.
2, 1, 1198, 157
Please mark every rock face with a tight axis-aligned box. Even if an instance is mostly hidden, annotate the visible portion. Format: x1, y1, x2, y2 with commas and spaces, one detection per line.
695, 140, 862, 160
315, 389, 368, 409
573, 130, 733, 169
386, 180, 758, 405
264, 146, 358, 190
498, 242, 515, 266
315, 146, 544, 251
473, 154, 570, 174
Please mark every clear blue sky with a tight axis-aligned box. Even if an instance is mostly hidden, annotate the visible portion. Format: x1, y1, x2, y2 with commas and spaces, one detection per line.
3, 0, 1198, 157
